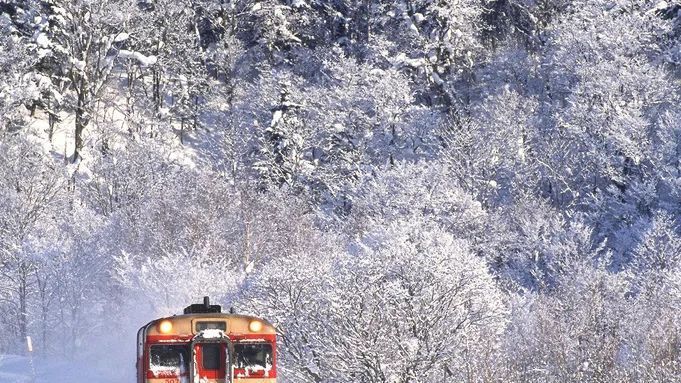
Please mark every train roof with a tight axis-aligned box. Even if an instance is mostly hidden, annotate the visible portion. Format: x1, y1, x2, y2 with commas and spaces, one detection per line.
140, 298, 276, 337
145, 312, 275, 328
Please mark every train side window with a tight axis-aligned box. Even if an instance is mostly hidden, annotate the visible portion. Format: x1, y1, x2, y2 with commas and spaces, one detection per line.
234, 343, 273, 370
202, 344, 221, 370
149, 345, 188, 373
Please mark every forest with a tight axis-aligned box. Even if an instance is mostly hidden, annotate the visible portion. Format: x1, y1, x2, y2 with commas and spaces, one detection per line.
1, 0, 680, 381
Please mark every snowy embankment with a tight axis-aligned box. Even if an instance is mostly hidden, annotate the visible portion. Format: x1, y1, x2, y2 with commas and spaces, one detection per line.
0, 354, 132, 383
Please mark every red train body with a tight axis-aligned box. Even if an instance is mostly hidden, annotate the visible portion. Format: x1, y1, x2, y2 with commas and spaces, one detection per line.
136, 297, 276, 383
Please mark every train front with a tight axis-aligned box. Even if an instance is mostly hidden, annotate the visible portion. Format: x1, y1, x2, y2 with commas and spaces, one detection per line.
137, 297, 277, 383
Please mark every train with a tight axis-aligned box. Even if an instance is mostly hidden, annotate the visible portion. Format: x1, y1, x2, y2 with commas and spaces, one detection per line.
136, 297, 276, 383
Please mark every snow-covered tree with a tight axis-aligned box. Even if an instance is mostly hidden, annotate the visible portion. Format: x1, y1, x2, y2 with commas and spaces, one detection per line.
503, 260, 633, 382
0, 17, 34, 132
246, 218, 507, 383
0, 134, 65, 350
33, 0, 136, 161
630, 211, 681, 278
115, 248, 241, 315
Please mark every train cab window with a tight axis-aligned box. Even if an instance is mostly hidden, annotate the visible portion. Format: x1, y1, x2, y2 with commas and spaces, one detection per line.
150, 345, 188, 373
235, 343, 273, 369
202, 344, 221, 370
196, 321, 226, 332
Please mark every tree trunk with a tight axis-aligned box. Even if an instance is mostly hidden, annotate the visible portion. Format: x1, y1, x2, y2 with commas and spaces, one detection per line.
47, 95, 56, 141
18, 262, 28, 348
153, 70, 161, 113
193, 95, 199, 131
36, 271, 50, 355
73, 89, 86, 163
180, 119, 184, 144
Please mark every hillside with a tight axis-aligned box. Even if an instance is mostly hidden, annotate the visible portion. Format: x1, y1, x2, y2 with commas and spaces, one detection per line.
1, 0, 680, 381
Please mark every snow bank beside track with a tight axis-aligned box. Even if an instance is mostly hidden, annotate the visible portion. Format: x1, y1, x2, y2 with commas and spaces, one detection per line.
0, 354, 132, 383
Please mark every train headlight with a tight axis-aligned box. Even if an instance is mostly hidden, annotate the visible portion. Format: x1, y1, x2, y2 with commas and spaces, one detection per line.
159, 320, 173, 334
249, 320, 263, 332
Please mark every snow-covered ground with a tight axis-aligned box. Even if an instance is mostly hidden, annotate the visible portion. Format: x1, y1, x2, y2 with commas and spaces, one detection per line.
0, 354, 133, 383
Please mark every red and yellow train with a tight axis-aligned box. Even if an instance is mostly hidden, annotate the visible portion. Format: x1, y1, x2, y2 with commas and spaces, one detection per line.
137, 297, 276, 383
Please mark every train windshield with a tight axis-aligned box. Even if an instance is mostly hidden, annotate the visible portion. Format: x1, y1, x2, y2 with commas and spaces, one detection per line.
150, 345, 189, 374
234, 343, 273, 370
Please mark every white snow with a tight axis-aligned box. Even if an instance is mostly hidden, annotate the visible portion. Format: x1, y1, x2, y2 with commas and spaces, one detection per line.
270, 109, 283, 128
35, 33, 50, 48
245, 260, 255, 274
235, 363, 273, 378
198, 329, 225, 339
118, 50, 158, 66
407, 21, 418, 34
291, 0, 307, 8
0, 354, 131, 383
430, 72, 443, 85
113, 33, 129, 42
71, 58, 86, 71
393, 53, 427, 69
654, 1, 668, 11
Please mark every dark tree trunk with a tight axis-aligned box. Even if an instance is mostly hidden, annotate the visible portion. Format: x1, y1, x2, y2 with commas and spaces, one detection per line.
193, 95, 199, 130
153, 70, 161, 113
73, 88, 87, 163
180, 119, 185, 144
47, 95, 56, 141
18, 262, 28, 348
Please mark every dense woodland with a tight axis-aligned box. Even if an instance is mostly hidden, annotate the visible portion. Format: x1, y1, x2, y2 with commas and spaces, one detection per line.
1, 0, 681, 381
